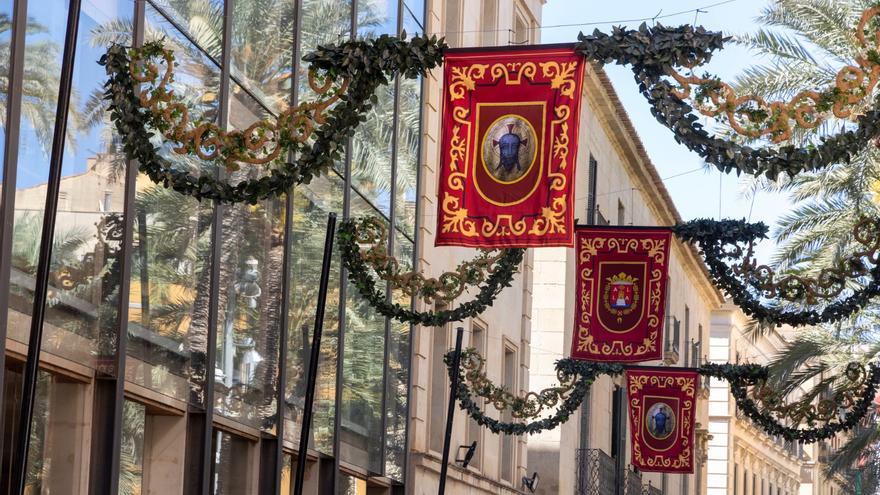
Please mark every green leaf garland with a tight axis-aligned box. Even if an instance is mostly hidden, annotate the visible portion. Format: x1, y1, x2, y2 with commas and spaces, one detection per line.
337, 218, 524, 326
100, 34, 445, 204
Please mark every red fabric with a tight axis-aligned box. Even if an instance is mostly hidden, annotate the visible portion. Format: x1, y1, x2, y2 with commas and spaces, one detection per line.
435, 46, 585, 247
571, 227, 672, 362
626, 369, 698, 473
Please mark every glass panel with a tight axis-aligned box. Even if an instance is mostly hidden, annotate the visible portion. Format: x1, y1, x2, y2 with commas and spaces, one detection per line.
350, 75, 395, 216
0, 0, 13, 206
119, 400, 146, 493
230, 0, 295, 113
299, 0, 351, 105
148, 0, 223, 61
401, 0, 424, 36
26, 0, 132, 372
212, 430, 255, 494
280, 453, 293, 494
384, 234, 412, 480
6, 0, 75, 357
395, 73, 421, 237
125, 8, 218, 405
214, 86, 284, 429
357, 0, 397, 37
285, 172, 344, 455
339, 190, 386, 473
23, 371, 88, 493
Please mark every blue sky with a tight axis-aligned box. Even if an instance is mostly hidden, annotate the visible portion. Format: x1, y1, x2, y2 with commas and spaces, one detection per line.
542, 0, 788, 261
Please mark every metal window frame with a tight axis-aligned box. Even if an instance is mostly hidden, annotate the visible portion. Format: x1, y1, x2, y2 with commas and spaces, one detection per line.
0, 0, 29, 458
86, 1, 143, 493
9, 0, 84, 491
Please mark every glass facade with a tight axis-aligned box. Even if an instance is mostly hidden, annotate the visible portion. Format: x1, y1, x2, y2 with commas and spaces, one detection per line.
0, 0, 425, 492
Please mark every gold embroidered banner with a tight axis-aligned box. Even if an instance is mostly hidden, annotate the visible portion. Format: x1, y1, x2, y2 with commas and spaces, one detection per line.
627, 368, 697, 473
571, 226, 671, 362
435, 46, 585, 247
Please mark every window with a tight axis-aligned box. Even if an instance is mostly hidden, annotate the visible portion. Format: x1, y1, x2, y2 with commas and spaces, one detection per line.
684, 306, 690, 366
611, 386, 624, 458
467, 322, 487, 470
513, 6, 529, 44
118, 399, 186, 493
586, 155, 598, 224
500, 346, 517, 482
212, 430, 256, 494
429, 316, 449, 453
445, 0, 462, 47
617, 199, 625, 226
1, 368, 88, 493
480, 0, 497, 46
734, 464, 738, 495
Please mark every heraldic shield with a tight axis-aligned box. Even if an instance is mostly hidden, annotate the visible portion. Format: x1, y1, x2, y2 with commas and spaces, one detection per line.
571, 226, 671, 362
435, 45, 585, 248
626, 369, 697, 473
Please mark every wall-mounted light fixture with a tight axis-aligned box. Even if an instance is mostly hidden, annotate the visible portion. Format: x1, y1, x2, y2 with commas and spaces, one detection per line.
455, 441, 477, 468
522, 472, 539, 493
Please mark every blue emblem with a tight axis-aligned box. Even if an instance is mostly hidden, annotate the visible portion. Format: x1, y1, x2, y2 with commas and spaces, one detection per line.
493, 124, 529, 174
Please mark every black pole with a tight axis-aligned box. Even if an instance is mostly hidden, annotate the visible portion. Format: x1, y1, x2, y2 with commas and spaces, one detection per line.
10, 1, 81, 493
438, 326, 465, 495
293, 212, 337, 495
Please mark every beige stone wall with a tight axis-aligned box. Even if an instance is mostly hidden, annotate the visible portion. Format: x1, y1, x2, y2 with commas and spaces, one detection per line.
408, 1, 545, 494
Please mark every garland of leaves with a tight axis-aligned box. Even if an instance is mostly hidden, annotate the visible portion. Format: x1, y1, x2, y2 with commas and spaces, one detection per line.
105, 5, 880, 198
575, 22, 880, 180
101, 34, 445, 203
447, 350, 880, 441
337, 218, 524, 327
674, 217, 880, 326
701, 362, 880, 443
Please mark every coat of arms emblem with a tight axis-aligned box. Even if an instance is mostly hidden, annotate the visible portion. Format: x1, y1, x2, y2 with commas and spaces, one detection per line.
603, 272, 640, 322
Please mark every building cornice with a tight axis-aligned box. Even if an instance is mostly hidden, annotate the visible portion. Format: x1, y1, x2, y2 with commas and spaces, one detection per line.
582, 63, 725, 308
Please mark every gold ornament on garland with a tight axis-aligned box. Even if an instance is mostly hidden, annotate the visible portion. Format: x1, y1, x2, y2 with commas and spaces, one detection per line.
129, 45, 348, 172
457, 349, 580, 419
351, 217, 509, 304
668, 6, 880, 143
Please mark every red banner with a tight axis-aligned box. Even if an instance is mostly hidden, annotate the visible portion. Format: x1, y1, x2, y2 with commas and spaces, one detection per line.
435, 46, 585, 248
571, 226, 671, 362
626, 369, 697, 473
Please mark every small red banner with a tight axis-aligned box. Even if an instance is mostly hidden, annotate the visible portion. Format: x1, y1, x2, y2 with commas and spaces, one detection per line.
435, 46, 585, 248
571, 226, 671, 362
626, 369, 697, 473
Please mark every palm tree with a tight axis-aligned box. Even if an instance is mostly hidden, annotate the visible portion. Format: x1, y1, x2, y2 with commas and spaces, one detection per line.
733, 0, 880, 483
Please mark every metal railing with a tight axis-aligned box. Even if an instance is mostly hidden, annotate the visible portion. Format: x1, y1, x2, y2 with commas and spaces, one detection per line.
576, 448, 616, 495
642, 481, 662, 495
625, 467, 642, 495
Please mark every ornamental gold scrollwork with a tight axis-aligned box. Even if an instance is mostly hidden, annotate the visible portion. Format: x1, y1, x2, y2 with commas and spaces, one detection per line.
458, 349, 580, 419
540, 61, 578, 97
129, 45, 348, 172
730, 217, 880, 305
448, 64, 490, 100
351, 216, 509, 303
748, 362, 868, 427
667, 6, 880, 143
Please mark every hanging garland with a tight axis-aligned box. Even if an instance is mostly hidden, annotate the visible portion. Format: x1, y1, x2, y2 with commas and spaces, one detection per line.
574, 6, 880, 179
447, 349, 880, 442
674, 217, 880, 327
337, 217, 524, 327
701, 361, 880, 443
101, 34, 445, 204
103, 4, 880, 201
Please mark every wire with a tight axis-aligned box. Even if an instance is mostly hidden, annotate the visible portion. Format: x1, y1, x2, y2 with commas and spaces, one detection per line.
433, 0, 739, 36
595, 166, 705, 199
